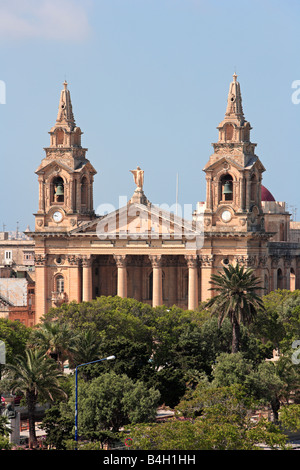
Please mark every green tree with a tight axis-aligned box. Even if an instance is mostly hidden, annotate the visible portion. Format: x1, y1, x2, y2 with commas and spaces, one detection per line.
279, 404, 300, 433
205, 263, 264, 353
40, 404, 74, 450
148, 366, 186, 408
97, 337, 153, 382
248, 360, 291, 423
45, 296, 153, 347
69, 328, 103, 370
128, 385, 288, 450
0, 318, 31, 364
63, 371, 160, 441
0, 415, 11, 450
211, 352, 254, 389
29, 321, 75, 370
6, 349, 67, 448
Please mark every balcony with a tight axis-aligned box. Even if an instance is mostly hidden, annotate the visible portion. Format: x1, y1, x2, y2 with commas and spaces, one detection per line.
51, 291, 67, 307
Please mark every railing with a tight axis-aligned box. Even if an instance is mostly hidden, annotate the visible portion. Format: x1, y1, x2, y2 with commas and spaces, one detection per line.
51, 291, 67, 306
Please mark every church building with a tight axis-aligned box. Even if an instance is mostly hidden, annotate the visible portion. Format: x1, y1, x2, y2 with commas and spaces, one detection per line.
31, 75, 300, 324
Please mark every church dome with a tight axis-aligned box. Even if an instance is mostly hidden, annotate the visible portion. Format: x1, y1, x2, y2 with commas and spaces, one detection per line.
261, 185, 275, 202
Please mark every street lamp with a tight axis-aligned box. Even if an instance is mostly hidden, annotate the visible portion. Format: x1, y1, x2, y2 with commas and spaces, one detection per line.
75, 355, 115, 449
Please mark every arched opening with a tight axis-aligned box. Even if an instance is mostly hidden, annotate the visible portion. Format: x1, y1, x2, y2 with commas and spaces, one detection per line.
51, 176, 64, 203
277, 268, 283, 290
220, 174, 233, 202
290, 268, 296, 291
225, 123, 234, 141
264, 274, 269, 294
250, 174, 257, 202
56, 274, 64, 293
56, 129, 64, 146
81, 176, 88, 207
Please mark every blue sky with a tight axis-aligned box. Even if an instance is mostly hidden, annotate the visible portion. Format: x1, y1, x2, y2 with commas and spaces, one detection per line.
1, 0, 300, 231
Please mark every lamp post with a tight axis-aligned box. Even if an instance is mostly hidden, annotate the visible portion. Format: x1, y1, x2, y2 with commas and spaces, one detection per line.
75, 355, 115, 449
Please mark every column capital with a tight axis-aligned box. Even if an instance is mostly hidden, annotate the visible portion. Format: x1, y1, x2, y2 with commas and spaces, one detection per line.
149, 254, 162, 268
114, 254, 127, 268
185, 254, 198, 268
67, 254, 82, 266
82, 255, 93, 267
199, 254, 214, 267
34, 253, 48, 266
235, 255, 256, 268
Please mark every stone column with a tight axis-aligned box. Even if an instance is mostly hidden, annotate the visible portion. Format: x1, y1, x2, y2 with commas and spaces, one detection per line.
149, 255, 163, 307
185, 255, 199, 310
114, 254, 127, 298
199, 254, 214, 302
82, 256, 93, 302
68, 255, 82, 303
245, 173, 251, 210
206, 174, 213, 211
34, 254, 48, 323
38, 176, 45, 212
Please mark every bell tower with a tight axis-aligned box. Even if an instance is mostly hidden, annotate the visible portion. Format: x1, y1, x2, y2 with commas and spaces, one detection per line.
34, 81, 97, 231
202, 73, 265, 231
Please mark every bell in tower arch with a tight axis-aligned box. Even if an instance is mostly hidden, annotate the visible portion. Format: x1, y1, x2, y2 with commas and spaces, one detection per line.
53, 177, 64, 203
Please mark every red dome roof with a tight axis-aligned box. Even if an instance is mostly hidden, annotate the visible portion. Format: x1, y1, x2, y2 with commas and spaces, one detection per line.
261, 185, 275, 202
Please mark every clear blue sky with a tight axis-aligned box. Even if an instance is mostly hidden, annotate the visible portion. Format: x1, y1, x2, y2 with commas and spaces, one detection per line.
1, 0, 300, 231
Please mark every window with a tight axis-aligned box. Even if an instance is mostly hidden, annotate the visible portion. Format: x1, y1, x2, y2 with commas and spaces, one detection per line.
56, 275, 64, 293
5, 250, 12, 260
23, 251, 34, 261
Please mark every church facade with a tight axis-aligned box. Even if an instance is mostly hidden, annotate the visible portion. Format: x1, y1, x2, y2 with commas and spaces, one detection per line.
31, 75, 300, 324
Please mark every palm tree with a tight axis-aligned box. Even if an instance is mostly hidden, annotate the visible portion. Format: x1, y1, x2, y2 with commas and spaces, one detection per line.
70, 328, 102, 367
205, 263, 265, 353
6, 349, 67, 448
30, 322, 75, 370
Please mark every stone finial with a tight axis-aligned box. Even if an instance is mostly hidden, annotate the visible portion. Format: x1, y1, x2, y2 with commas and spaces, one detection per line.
225, 72, 244, 120
55, 80, 76, 129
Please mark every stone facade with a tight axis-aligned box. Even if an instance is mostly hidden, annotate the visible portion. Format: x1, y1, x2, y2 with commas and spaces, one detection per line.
30, 76, 300, 324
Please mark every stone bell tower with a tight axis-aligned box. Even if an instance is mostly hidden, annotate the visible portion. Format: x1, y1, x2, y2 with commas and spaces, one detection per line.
34, 81, 97, 232
202, 73, 266, 231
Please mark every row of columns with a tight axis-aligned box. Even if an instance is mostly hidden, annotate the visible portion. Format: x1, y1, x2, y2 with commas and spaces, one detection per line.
82, 253, 200, 310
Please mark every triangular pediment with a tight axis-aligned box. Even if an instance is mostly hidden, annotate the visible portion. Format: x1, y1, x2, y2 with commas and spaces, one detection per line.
35, 159, 75, 175
203, 154, 265, 173
36, 158, 96, 175
203, 155, 246, 172
70, 202, 203, 243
